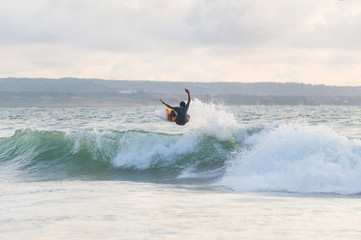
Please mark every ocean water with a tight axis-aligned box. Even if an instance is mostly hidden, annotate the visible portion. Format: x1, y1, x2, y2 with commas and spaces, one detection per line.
1, 100, 361, 239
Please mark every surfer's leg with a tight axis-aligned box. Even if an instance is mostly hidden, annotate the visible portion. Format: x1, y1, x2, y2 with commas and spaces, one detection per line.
171, 110, 177, 120
167, 111, 172, 121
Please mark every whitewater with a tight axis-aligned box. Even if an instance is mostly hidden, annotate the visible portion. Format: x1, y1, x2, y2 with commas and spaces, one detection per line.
1, 100, 361, 239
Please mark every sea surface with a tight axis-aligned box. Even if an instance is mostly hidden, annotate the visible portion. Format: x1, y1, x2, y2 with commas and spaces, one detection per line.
1, 100, 361, 239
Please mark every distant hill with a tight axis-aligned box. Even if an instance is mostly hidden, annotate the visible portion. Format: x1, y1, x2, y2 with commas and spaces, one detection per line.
1, 77, 361, 96
1, 78, 361, 107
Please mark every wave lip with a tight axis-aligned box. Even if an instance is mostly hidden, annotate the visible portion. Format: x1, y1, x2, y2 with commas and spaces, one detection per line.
219, 124, 361, 195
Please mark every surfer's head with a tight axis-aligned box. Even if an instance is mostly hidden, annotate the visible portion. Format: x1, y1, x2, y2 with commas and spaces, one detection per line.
180, 101, 186, 107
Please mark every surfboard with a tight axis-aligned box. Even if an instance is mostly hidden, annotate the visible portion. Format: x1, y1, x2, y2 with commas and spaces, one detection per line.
155, 108, 190, 123
155, 108, 176, 122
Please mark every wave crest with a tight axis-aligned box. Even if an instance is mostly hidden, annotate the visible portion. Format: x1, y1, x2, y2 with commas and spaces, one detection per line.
0, 128, 237, 182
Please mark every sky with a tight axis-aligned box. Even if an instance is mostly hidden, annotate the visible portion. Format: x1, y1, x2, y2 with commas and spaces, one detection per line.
1, 0, 360, 86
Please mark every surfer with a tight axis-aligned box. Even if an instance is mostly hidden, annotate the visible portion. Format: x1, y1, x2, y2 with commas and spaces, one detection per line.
160, 89, 191, 126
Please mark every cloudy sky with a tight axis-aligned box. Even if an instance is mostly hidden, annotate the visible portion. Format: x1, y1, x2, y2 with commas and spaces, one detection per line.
1, 0, 360, 85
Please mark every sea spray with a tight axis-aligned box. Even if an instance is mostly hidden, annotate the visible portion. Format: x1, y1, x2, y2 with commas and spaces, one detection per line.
187, 99, 239, 140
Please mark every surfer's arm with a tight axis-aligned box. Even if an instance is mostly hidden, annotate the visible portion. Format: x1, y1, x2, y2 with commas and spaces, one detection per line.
160, 99, 174, 109
185, 89, 191, 104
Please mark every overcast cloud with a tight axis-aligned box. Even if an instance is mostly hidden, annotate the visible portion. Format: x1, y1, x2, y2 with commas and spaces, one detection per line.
0, 0, 360, 85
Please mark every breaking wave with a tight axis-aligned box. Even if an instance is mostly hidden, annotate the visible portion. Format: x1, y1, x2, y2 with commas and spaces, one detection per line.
1, 100, 361, 194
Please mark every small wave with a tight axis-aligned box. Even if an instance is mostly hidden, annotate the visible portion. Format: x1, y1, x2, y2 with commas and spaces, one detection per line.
0, 129, 117, 181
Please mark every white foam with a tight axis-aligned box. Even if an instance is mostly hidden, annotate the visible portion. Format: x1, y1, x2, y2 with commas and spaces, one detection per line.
219, 124, 361, 194
112, 131, 200, 169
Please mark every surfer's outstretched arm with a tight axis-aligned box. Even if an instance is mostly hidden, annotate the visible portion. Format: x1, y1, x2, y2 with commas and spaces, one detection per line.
160, 99, 174, 109
185, 89, 191, 104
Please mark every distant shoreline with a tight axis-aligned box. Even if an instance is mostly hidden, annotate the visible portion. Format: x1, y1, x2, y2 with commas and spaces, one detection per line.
1, 78, 361, 106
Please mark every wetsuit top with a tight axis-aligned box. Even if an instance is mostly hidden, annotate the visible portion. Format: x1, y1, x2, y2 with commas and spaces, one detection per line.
173, 103, 189, 125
